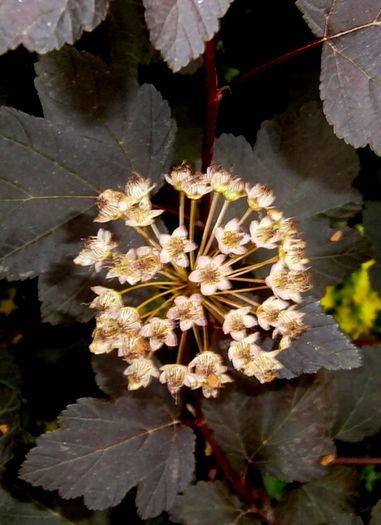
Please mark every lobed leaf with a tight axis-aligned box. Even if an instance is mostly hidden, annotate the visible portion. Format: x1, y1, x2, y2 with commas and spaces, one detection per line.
142, 0, 234, 72
0, 51, 176, 323
214, 104, 364, 296
215, 104, 360, 220
20, 395, 195, 518
92, 353, 129, 397
329, 345, 381, 442
108, 0, 154, 76
296, 0, 381, 154
300, 217, 370, 297
203, 376, 335, 482
170, 481, 260, 525
276, 467, 361, 525
277, 297, 361, 378
0, 0, 110, 56
35, 49, 176, 181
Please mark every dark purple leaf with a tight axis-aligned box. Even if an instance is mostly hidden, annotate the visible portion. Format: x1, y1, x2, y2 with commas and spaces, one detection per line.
170, 481, 260, 525
142, 0, 234, 71
214, 104, 362, 296
300, 217, 369, 297
277, 297, 361, 379
0, 1, 110, 55
35, 49, 176, 182
203, 377, 335, 482
0, 52, 176, 323
276, 467, 361, 525
109, 0, 154, 75
330, 345, 381, 442
296, 0, 381, 154
92, 353, 130, 397
215, 104, 360, 220
20, 395, 195, 518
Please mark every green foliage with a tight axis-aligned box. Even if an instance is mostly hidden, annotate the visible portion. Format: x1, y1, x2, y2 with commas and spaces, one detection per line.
361, 466, 381, 493
322, 261, 381, 339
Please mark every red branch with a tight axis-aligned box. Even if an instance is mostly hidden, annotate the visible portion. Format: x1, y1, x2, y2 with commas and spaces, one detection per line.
332, 457, 381, 465
186, 402, 277, 524
201, 38, 220, 172
353, 338, 381, 347
230, 38, 324, 89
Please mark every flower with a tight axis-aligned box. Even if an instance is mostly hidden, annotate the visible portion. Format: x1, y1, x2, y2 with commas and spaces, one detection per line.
106, 250, 140, 285
74, 229, 117, 271
256, 296, 289, 330
75, 164, 311, 398
250, 216, 280, 249
189, 255, 232, 295
242, 349, 283, 383
159, 364, 199, 395
281, 237, 309, 271
125, 202, 163, 227
188, 351, 232, 398
273, 308, 306, 338
223, 307, 257, 340
89, 286, 124, 311
159, 226, 197, 267
94, 189, 131, 223
228, 333, 261, 370
123, 358, 159, 390
208, 165, 234, 194
246, 183, 275, 210
167, 294, 207, 331
140, 317, 177, 350
124, 173, 155, 202
265, 261, 310, 303
182, 173, 212, 200
165, 163, 193, 191
215, 219, 250, 255
117, 335, 151, 361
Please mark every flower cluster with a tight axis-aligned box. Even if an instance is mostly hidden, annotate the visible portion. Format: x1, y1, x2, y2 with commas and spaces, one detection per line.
74, 165, 311, 398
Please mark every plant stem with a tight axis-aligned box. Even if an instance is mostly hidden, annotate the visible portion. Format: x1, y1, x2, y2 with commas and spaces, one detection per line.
203, 199, 230, 255
136, 286, 185, 311
331, 457, 381, 465
176, 331, 188, 364
185, 403, 276, 524
179, 191, 185, 227
230, 38, 324, 90
214, 286, 268, 295
189, 199, 198, 268
192, 325, 203, 351
120, 281, 174, 295
197, 191, 220, 257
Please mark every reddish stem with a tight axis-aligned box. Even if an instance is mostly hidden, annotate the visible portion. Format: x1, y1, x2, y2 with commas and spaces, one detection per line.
230, 38, 325, 89
353, 338, 381, 347
332, 457, 381, 465
201, 38, 220, 172
186, 402, 276, 524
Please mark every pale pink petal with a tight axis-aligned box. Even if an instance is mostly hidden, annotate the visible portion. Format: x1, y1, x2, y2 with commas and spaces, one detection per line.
189, 270, 202, 282
201, 283, 217, 295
